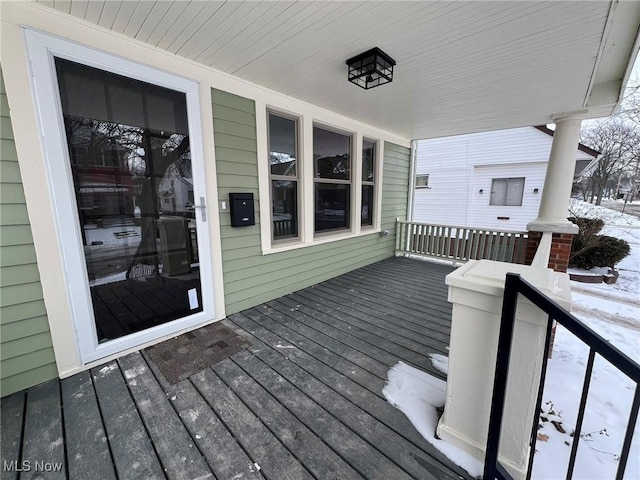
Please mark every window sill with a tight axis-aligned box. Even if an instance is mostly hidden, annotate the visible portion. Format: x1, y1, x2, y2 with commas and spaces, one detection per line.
262, 229, 381, 255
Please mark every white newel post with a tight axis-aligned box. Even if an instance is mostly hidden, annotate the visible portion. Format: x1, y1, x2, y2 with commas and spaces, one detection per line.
436, 260, 571, 479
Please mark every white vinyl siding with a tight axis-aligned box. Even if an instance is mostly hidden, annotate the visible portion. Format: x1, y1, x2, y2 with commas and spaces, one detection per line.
413, 126, 596, 231
470, 164, 544, 230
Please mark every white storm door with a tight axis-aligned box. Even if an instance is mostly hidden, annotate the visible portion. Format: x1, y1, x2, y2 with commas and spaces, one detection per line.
26, 30, 215, 363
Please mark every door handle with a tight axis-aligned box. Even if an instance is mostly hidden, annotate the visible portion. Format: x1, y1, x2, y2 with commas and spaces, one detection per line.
192, 196, 207, 222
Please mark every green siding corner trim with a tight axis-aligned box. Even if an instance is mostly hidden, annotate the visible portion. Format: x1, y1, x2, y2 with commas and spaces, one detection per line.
211, 87, 410, 316
0, 66, 56, 397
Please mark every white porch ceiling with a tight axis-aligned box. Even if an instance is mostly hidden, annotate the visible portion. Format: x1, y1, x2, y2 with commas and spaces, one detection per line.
35, 0, 640, 140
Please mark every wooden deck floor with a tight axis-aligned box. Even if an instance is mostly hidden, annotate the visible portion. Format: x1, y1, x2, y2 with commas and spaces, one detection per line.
1, 257, 472, 480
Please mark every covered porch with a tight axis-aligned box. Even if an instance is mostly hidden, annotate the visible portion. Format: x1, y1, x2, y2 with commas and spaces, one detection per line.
1, 257, 471, 480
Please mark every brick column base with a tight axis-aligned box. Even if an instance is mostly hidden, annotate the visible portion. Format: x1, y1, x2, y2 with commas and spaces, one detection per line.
525, 231, 574, 273
525, 231, 574, 358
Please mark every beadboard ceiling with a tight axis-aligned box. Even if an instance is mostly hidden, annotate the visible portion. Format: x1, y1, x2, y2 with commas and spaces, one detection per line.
34, 0, 640, 140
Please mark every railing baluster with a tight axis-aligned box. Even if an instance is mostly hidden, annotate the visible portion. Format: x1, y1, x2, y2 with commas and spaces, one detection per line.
462, 227, 467, 260
483, 273, 520, 480
486, 273, 640, 480
526, 314, 555, 480
405, 222, 411, 252
445, 226, 451, 258
566, 348, 596, 480
431, 225, 437, 255
422, 224, 428, 255
616, 385, 640, 480
471, 229, 479, 259
453, 227, 461, 260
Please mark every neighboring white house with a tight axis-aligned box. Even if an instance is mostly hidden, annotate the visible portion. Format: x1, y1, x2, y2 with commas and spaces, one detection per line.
412, 126, 599, 231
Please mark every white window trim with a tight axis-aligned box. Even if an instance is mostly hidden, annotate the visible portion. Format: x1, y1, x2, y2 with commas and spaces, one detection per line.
415, 174, 430, 189
25, 29, 216, 364
267, 109, 302, 243
312, 122, 355, 237
490, 176, 526, 206
257, 103, 384, 255
360, 137, 378, 230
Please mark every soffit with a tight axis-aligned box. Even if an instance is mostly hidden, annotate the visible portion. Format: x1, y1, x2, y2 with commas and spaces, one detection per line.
34, 0, 638, 140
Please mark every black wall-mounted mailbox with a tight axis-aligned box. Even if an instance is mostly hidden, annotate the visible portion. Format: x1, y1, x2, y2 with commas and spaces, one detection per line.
229, 193, 255, 227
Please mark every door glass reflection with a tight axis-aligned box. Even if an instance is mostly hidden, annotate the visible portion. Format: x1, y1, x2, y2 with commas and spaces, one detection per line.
56, 58, 202, 343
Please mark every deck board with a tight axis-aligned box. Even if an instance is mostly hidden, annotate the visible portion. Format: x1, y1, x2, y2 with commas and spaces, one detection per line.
91, 361, 166, 480
0, 392, 25, 480
191, 367, 315, 480
213, 358, 365, 480
228, 317, 466, 480
117, 352, 213, 480
21, 380, 66, 480
142, 351, 264, 480
2, 257, 472, 480
61, 371, 116, 480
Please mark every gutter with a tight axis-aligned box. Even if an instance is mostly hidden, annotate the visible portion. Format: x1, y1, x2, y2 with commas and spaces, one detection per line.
407, 140, 417, 221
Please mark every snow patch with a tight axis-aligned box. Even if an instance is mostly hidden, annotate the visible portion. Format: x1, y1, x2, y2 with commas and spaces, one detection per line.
98, 364, 117, 375
428, 353, 449, 375
382, 361, 482, 478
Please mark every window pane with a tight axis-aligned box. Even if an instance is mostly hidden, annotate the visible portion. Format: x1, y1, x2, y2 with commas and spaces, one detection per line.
315, 184, 350, 232
362, 140, 375, 182
269, 114, 297, 176
505, 177, 525, 206
272, 180, 298, 239
490, 178, 507, 205
56, 58, 188, 134
416, 174, 429, 188
362, 185, 374, 226
314, 127, 351, 180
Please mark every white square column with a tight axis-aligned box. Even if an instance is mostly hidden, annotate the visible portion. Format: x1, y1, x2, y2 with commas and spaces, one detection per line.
437, 260, 572, 479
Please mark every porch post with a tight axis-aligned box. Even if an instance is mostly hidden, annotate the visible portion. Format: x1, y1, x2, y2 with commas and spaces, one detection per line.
526, 115, 582, 273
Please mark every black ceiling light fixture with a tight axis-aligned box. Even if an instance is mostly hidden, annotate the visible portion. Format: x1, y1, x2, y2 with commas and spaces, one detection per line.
346, 47, 396, 90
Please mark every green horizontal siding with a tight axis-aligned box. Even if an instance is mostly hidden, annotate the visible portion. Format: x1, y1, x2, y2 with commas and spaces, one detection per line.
1, 301, 48, 325
0, 66, 56, 397
212, 88, 410, 314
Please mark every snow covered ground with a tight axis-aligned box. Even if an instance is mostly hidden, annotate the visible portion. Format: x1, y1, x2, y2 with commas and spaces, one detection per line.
533, 200, 640, 479
384, 200, 639, 479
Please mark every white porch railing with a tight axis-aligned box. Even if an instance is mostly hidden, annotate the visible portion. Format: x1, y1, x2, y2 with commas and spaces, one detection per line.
395, 220, 529, 265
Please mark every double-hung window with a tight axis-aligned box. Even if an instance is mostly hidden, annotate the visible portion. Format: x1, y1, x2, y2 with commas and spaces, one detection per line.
313, 126, 352, 233
361, 139, 376, 226
268, 112, 299, 241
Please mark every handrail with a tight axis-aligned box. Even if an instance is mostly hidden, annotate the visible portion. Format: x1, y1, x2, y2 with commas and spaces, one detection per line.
395, 220, 529, 265
397, 220, 528, 235
483, 273, 640, 480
